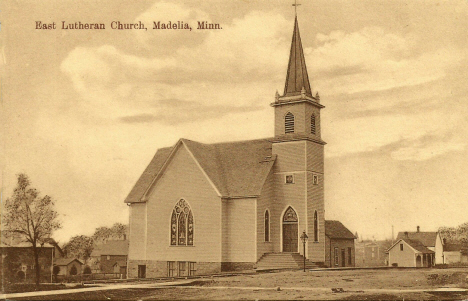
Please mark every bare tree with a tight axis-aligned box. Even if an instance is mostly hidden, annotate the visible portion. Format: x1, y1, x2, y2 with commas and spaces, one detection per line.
3, 174, 61, 288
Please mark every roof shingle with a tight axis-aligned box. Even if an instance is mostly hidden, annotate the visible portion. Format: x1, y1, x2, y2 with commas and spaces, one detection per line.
325, 220, 356, 239
396, 232, 437, 247
124, 138, 276, 203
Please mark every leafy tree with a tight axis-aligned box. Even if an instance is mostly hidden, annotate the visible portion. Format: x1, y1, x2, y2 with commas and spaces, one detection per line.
53, 265, 60, 275
439, 222, 468, 243
63, 235, 94, 260
3, 174, 62, 288
92, 223, 128, 243
69, 265, 77, 276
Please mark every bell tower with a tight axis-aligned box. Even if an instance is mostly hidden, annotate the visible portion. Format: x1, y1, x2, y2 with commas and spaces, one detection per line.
271, 16, 326, 263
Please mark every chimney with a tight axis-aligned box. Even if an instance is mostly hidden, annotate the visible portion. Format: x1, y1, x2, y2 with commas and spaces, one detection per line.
404, 231, 409, 238
417, 226, 420, 233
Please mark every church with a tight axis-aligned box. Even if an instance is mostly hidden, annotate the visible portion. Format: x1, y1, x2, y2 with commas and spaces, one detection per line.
125, 16, 355, 278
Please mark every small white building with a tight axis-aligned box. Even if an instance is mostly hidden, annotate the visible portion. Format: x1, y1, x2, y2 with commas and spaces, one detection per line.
388, 239, 435, 267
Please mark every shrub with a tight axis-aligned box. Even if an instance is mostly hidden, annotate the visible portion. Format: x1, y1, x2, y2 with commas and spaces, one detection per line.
83, 266, 92, 274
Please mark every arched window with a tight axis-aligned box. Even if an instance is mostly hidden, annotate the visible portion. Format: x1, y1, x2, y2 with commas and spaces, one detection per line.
285, 112, 295, 134
170, 199, 194, 246
311, 114, 316, 135
264, 210, 270, 242
314, 210, 318, 242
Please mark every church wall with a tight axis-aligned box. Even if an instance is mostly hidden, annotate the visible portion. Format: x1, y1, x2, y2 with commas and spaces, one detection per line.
128, 144, 222, 278
272, 141, 307, 255
128, 203, 147, 260
221, 198, 257, 265
306, 140, 325, 262
274, 103, 306, 136
256, 169, 274, 260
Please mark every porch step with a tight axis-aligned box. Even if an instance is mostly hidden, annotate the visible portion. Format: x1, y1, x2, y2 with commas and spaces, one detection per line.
256, 253, 324, 271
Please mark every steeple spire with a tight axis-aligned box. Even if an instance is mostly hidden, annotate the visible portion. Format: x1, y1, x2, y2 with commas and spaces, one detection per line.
283, 16, 312, 98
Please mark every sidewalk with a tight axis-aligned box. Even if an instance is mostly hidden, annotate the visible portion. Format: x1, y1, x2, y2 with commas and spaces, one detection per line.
0, 279, 196, 300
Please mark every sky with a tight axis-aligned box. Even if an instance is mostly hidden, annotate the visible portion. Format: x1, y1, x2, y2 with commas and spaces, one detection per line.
1, 0, 467, 244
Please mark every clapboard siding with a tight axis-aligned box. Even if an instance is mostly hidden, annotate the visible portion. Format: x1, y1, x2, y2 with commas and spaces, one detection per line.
222, 198, 256, 262
145, 144, 221, 262
306, 141, 324, 173
307, 170, 325, 262
256, 169, 274, 260
272, 141, 306, 172
128, 203, 146, 260
388, 241, 417, 267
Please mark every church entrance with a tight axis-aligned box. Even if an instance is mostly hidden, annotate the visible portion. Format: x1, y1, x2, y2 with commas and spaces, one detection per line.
282, 206, 298, 252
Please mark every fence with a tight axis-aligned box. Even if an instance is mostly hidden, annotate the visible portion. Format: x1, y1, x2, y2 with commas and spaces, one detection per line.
53, 273, 124, 283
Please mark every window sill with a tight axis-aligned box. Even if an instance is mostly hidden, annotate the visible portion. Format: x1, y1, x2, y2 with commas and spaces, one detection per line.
264, 241, 272, 243
169, 245, 195, 247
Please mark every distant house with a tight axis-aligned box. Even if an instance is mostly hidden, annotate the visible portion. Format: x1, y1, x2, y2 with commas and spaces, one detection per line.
355, 240, 392, 267
387, 238, 435, 267
396, 226, 443, 264
324, 220, 356, 267
90, 240, 128, 277
441, 241, 468, 264
1, 240, 54, 283
54, 258, 83, 276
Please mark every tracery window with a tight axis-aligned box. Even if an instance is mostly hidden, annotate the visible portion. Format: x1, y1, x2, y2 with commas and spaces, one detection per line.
285, 112, 295, 134
314, 210, 318, 242
170, 199, 194, 246
264, 210, 270, 242
311, 114, 316, 135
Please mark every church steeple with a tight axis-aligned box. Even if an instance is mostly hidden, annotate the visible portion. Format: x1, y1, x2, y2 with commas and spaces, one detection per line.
283, 16, 312, 98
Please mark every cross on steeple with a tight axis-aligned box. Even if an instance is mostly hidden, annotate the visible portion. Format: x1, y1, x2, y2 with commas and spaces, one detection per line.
292, 0, 301, 16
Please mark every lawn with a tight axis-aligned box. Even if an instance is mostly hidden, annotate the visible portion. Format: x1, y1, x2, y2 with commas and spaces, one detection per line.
8, 268, 468, 300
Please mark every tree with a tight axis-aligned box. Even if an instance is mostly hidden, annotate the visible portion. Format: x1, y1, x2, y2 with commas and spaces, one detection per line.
92, 223, 128, 243
3, 174, 61, 288
63, 235, 94, 261
439, 222, 468, 243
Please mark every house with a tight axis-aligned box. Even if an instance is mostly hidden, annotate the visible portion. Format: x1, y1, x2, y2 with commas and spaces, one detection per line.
324, 221, 356, 267
441, 241, 468, 264
53, 258, 83, 276
125, 16, 355, 278
93, 240, 129, 277
355, 240, 392, 267
387, 238, 435, 267
396, 226, 443, 264
1, 240, 54, 283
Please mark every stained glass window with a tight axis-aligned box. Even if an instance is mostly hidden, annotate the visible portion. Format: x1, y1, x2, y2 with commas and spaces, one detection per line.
170, 199, 194, 246
283, 206, 298, 222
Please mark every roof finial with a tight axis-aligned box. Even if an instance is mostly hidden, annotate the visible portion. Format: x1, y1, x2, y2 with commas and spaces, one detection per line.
292, 0, 301, 16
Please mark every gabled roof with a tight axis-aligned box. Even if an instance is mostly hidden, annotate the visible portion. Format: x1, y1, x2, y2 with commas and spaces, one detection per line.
325, 220, 356, 239
124, 138, 276, 203
54, 258, 83, 266
91, 240, 129, 256
283, 16, 312, 98
396, 232, 437, 247
388, 239, 435, 254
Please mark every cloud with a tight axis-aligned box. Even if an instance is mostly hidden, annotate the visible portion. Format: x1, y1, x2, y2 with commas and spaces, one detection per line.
309, 27, 464, 95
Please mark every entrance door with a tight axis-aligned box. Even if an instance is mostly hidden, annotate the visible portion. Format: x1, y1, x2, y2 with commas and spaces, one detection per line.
341, 249, 346, 267
282, 206, 298, 252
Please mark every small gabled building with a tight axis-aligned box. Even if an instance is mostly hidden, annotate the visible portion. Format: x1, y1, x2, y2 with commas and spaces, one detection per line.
387, 238, 435, 267
396, 226, 443, 264
325, 220, 356, 268
53, 258, 83, 276
91, 240, 129, 276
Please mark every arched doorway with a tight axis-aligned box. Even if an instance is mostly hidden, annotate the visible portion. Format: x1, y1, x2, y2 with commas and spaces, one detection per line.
416, 255, 422, 267
282, 206, 298, 252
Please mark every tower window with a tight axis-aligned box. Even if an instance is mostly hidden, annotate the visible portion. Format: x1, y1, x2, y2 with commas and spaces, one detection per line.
311, 114, 316, 135
285, 112, 295, 134
264, 210, 270, 242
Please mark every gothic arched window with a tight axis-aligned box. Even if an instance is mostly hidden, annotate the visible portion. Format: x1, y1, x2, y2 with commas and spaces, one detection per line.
314, 210, 318, 242
285, 112, 295, 134
170, 199, 194, 246
311, 114, 316, 135
264, 210, 270, 242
